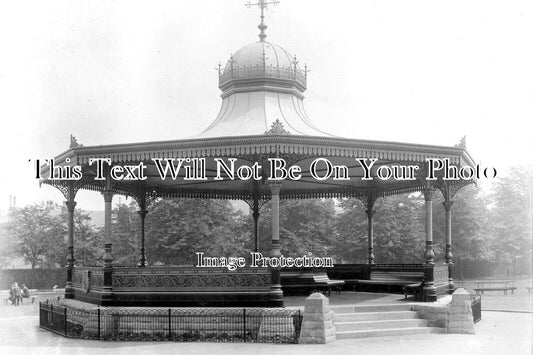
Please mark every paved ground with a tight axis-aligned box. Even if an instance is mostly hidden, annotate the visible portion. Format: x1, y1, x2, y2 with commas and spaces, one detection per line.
0, 291, 531, 355
0, 310, 531, 354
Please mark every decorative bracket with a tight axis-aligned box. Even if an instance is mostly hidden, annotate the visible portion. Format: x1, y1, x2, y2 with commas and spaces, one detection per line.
264, 119, 290, 135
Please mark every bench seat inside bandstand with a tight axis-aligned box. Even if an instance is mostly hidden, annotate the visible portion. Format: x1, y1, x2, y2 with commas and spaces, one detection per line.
327, 264, 454, 301
281, 269, 344, 296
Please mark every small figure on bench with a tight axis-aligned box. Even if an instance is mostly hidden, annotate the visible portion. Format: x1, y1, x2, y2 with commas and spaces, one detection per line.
21, 284, 31, 303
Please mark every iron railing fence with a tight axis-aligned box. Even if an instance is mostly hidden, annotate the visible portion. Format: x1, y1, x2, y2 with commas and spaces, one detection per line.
39, 302, 302, 343
471, 295, 481, 323
39, 301, 67, 337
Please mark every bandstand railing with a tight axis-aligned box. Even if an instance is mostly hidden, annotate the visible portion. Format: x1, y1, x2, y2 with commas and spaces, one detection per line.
39, 302, 302, 343
219, 65, 307, 88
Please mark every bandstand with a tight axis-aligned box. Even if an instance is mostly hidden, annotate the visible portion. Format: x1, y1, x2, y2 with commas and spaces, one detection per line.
40, 1, 475, 308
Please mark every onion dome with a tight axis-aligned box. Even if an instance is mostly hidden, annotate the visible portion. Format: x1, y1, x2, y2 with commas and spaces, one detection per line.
196, 1, 331, 138
218, 41, 307, 97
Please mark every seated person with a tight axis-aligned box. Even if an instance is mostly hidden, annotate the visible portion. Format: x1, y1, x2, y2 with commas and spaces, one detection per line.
21, 284, 30, 298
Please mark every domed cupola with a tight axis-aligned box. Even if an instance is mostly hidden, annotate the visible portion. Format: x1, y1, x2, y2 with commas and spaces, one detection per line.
197, 0, 331, 138
218, 41, 307, 98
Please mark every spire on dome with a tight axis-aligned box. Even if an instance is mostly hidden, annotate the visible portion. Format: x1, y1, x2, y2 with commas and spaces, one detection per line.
245, 0, 279, 42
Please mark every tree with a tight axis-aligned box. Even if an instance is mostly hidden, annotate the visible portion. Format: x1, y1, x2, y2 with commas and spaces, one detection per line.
434, 185, 490, 259
110, 202, 139, 265
252, 199, 337, 259
145, 199, 248, 265
0, 221, 16, 268
488, 166, 533, 275
71, 208, 102, 266
7, 203, 66, 269
334, 195, 426, 264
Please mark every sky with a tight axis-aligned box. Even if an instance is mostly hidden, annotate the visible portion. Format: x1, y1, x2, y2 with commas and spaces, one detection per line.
0, 0, 532, 211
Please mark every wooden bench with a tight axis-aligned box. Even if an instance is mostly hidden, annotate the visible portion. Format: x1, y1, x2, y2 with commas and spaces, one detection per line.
327, 264, 363, 291
473, 287, 514, 295
356, 270, 425, 298
281, 270, 345, 296
473, 280, 516, 295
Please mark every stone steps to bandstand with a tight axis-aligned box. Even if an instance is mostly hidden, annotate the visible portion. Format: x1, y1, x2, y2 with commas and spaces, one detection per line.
331, 304, 445, 339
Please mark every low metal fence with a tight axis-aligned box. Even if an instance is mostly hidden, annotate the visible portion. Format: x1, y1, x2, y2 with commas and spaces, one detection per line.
471, 295, 481, 323
39, 302, 302, 343
39, 301, 67, 336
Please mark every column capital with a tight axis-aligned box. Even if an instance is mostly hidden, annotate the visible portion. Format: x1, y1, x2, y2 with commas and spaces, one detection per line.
65, 201, 77, 213
365, 208, 375, 218
442, 200, 454, 211
137, 209, 148, 218
102, 190, 113, 202
252, 209, 260, 219
269, 181, 282, 195
423, 189, 433, 201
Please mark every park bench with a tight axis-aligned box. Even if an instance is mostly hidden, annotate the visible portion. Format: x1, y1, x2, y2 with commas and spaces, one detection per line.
356, 270, 425, 297
473, 280, 517, 295
2, 289, 38, 305
326, 264, 363, 291
281, 269, 345, 296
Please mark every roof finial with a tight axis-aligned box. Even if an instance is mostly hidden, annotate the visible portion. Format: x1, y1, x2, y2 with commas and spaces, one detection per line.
245, 0, 279, 42
455, 136, 467, 149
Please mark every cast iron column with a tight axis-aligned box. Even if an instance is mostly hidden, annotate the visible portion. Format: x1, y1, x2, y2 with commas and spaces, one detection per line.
269, 181, 283, 307
65, 199, 76, 299
366, 205, 375, 264
102, 189, 114, 304
424, 189, 435, 264
137, 209, 148, 267
443, 198, 455, 289
443, 200, 454, 264
423, 188, 437, 301
252, 196, 260, 253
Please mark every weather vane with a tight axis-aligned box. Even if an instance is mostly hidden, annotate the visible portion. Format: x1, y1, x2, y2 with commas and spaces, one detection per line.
245, 0, 280, 42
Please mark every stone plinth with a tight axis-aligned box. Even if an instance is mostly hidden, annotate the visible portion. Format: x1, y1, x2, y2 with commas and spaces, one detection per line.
447, 288, 475, 334
299, 293, 336, 344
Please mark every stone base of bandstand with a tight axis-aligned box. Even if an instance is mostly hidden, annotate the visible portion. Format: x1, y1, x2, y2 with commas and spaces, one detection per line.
59, 299, 296, 340
57, 290, 475, 342
298, 293, 336, 344
447, 288, 475, 334
410, 288, 475, 334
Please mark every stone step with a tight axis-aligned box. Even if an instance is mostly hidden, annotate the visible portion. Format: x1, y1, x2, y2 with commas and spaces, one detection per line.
336, 326, 445, 339
330, 304, 412, 314
334, 311, 420, 322
335, 318, 427, 331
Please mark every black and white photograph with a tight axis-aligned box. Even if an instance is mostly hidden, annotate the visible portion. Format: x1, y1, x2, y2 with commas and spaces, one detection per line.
0, 0, 531, 354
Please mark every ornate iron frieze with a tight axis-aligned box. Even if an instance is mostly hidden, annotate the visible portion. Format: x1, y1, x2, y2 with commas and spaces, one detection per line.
72, 267, 104, 292
112, 270, 271, 289
433, 265, 450, 283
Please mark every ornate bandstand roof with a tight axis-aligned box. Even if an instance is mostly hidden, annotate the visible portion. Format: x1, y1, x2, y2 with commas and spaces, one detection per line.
41, 2, 475, 203
198, 37, 329, 138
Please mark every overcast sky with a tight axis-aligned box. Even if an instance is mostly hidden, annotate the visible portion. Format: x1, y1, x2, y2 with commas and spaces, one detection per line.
0, 0, 531, 211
